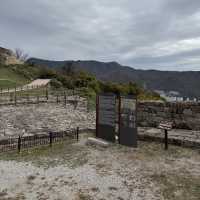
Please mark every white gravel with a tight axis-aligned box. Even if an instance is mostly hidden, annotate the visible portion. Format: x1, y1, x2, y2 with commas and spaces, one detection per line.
0, 136, 199, 200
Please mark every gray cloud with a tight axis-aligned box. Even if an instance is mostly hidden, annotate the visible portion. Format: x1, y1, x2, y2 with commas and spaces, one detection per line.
164, 0, 200, 16
0, 0, 200, 71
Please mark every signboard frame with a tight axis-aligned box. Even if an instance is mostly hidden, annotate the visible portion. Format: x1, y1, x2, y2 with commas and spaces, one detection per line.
96, 93, 116, 142
119, 95, 138, 147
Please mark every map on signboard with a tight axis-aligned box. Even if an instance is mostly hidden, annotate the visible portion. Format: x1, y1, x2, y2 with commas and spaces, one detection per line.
98, 95, 116, 127
121, 97, 136, 128
158, 121, 173, 130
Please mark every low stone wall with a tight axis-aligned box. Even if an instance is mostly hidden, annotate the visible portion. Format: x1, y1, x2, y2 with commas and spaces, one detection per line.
138, 101, 200, 130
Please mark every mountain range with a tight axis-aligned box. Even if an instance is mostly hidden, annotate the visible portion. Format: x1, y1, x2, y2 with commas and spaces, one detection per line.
27, 58, 200, 98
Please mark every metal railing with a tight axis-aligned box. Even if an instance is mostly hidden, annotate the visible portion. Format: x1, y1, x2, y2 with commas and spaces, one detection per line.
0, 127, 79, 153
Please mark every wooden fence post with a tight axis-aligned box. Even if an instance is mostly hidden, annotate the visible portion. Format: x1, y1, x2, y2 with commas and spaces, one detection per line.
164, 129, 168, 150
64, 92, 67, 105
27, 94, 29, 103
76, 127, 79, 141
37, 95, 39, 104
46, 87, 48, 101
9, 93, 12, 102
86, 98, 89, 112
56, 94, 59, 104
49, 132, 53, 146
18, 136, 21, 153
14, 93, 17, 106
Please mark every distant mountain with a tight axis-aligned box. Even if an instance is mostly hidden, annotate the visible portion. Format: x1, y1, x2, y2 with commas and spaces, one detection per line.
27, 58, 200, 98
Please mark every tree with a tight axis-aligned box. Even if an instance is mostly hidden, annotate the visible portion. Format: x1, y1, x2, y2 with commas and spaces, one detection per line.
14, 48, 29, 61
61, 62, 75, 76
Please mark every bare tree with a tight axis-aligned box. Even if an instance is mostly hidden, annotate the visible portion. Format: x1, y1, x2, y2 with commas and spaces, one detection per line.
14, 48, 29, 61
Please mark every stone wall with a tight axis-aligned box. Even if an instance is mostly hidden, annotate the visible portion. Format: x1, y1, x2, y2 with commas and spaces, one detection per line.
137, 101, 200, 130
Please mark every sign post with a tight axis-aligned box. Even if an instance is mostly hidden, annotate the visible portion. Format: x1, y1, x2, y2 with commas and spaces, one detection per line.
158, 121, 173, 150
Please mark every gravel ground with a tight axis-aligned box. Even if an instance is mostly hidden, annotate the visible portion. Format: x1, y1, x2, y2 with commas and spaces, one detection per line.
0, 103, 95, 138
0, 103, 199, 149
0, 133, 199, 200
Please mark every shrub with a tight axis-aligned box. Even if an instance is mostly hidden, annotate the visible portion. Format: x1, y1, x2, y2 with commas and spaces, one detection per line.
50, 79, 63, 88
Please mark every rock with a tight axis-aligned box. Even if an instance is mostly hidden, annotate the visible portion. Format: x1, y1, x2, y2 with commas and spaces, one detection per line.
86, 137, 110, 147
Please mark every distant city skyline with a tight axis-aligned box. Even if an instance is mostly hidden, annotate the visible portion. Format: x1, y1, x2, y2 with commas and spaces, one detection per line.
1, 0, 200, 71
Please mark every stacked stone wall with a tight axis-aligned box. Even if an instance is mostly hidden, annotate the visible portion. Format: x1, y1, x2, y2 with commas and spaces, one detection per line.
138, 101, 200, 130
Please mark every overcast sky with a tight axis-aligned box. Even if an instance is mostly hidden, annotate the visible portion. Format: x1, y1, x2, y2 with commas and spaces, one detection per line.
1, 0, 200, 71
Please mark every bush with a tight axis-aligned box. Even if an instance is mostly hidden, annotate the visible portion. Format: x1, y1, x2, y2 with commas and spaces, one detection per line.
38, 67, 57, 79
50, 79, 63, 88
7, 63, 162, 101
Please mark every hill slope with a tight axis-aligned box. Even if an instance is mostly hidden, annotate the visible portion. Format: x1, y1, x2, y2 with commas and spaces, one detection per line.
28, 58, 200, 98
0, 63, 41, 89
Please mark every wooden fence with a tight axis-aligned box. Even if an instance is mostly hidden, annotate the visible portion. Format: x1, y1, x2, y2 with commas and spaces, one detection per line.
0, 87, 93, 111
0, 91, 81, 107
0, 127, 79, 153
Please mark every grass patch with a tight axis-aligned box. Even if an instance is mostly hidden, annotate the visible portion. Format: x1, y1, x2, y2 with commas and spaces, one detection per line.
0, 141, 89, 169
0, 65, 30, 86
0, 79, 17, 89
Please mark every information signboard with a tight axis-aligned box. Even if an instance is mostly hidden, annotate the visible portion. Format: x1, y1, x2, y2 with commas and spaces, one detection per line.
96, 94, 116, 142
119, 96, 137, 147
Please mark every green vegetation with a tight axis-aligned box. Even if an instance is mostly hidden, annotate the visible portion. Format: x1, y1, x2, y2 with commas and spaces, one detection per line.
41, 66, 163, 101
0, 63, 40, 88
0, 79, 17, 89
0, 62, 163, 101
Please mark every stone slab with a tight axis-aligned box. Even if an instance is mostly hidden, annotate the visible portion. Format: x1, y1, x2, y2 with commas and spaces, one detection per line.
86, 137, 110, 147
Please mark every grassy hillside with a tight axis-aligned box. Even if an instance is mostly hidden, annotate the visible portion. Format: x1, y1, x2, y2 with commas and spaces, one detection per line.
0, 66, 27, 88
0, 63, 40, 89
0, 63, 163, 101
0, 79, 17, 89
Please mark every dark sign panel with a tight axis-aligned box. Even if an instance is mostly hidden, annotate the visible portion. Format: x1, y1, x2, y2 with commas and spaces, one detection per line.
119, 96, 137, 147
96, 94, 116, 142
